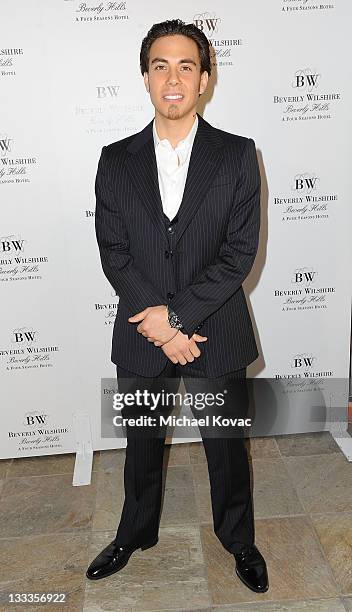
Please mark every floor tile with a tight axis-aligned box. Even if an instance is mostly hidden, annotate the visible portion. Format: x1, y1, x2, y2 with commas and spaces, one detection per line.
191, 462, 213, 524
201, 516, 338, 605
252, 457, 305, 518
192, 456, 305, 524
311, 513, 352, 594
209, 597, 347, 611
94, 459, 199, 533
163, 463, 194, 490
160, 465, 199, 527
0, 473, 97, 538
0, 532, 90, 612
246, 436, 280, 459
151, 608, 211, 612
164, 441, 191, 466
191, 461, 211, 489
83, 526, 211, 611
0, 459, 12, 479
189, 441, 208, 465
1, 431, 349, 610
92, 464, 124, 532
276, 432, 341, 457
7, 451, 100, 478
99, 448, 126, 472
283, 453, 352, 513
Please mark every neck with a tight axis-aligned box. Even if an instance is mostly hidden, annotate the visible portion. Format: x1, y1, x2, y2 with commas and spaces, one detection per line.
154, 109, 197, 148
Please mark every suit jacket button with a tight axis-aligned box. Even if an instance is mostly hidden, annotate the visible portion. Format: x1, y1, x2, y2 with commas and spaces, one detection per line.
165, 250, 169, 259
167, 292, 175, 300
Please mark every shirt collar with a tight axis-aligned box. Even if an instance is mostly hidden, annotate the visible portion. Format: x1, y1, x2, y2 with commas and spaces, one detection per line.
153, 114, 198, 154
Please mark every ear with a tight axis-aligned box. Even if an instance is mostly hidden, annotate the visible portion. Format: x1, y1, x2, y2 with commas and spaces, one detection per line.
143, 71, 150, 93
199, 70, 209, 95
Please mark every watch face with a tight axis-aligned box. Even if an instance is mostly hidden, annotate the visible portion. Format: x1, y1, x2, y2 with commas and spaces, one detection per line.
167, 306, 183, 329
169, 316, 180, 329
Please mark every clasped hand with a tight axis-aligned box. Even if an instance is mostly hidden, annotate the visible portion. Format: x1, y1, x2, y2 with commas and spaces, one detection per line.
128, 305, 207, 365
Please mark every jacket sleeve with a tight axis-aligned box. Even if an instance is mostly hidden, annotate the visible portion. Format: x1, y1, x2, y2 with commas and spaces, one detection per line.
94, 146, 166, 314
170, 137, 261, 338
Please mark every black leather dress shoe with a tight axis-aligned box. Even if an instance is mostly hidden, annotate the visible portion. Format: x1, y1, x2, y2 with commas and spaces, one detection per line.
234, 544, 269, 593
86, 537, 158, 580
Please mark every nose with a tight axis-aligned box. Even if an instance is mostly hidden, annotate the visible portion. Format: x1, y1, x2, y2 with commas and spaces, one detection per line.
166, 67, 180, 86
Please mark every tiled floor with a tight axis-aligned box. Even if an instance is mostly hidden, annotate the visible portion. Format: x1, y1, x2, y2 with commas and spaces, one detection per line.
0, 432, 351, 611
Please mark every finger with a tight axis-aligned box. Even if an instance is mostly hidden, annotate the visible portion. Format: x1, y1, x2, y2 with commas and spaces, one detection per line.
128, 313, 146, 322
175, 352, 187, 366
178, 348, 196, 364
162, 346, 178, 364
184, 349, 195, 363
135, 308, 149, 320
189, 344, 201, 358
192, 334, 208, 342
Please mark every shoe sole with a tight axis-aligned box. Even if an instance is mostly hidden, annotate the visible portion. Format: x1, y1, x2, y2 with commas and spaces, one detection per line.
235, 567, 269, 593
86, 538, 158, 581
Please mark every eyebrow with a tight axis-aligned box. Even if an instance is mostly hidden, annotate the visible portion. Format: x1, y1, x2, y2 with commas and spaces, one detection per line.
150, 57, 197, 66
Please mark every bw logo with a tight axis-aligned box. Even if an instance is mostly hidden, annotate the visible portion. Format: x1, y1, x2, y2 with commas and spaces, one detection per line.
292, 354, 315, 369
193, 12, 221, 36
12, 327, 37, 345
292, 173, 319, 193
292, 69, 321, 92
24, 411, 48, 427
0, 235, 26, 254
292, 268, 317, 285
0, 134, 13, 156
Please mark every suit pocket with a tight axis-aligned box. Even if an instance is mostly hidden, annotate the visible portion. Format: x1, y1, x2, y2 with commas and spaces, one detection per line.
209, 174, 233, 189
209, 181, 233, 189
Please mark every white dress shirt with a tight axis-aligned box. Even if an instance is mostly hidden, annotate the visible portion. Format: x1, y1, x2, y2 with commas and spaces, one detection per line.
152, 114, 198, 221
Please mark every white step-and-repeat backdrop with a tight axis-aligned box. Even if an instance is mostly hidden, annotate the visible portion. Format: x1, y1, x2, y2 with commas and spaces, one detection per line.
2, 1, 351, 459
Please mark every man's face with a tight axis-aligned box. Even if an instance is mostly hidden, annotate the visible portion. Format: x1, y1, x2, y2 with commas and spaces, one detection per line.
143, 34, 208, 121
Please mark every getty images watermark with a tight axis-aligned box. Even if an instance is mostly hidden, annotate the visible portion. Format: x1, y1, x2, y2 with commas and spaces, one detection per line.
111, 388, 252, 429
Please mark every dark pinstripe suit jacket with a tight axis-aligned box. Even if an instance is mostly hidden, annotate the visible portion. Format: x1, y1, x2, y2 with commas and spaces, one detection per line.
95, 112, 260, 377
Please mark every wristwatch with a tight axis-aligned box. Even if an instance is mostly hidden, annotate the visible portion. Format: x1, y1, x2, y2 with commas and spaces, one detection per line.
166, 304, 184, 330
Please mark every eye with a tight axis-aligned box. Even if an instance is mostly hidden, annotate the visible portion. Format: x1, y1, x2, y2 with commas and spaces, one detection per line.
181, 65, 192, 71
155, 65, 166, 70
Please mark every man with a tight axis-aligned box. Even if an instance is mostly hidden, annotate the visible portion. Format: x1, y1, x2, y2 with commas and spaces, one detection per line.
86, 19, 268, 594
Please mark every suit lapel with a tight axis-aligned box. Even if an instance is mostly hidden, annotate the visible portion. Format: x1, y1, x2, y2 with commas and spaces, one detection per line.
173, 115, 224, 247
125, 121, 168, 246
124, 113, 224, 248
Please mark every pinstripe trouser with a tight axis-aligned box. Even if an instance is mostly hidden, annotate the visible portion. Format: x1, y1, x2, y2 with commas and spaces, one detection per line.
114, 360, 255, 555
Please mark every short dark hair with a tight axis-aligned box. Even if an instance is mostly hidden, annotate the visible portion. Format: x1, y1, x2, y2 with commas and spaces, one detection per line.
140, 18, 212, 77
